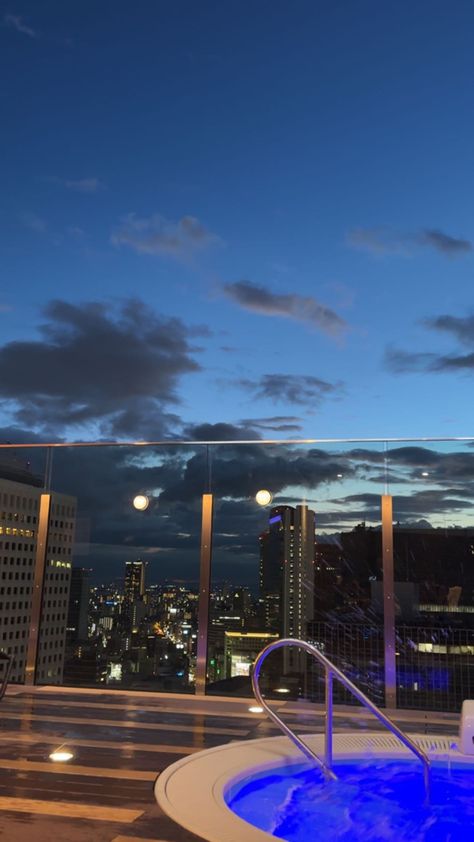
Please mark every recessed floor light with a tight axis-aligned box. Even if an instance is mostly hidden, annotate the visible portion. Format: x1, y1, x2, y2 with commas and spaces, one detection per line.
248, 705, 264, 713
274, 687, 290, 694
49, 748, 74, 762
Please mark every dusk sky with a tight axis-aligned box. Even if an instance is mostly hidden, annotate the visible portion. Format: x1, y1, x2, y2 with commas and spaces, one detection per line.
2, 2, 474, 581
2, 0, 474, 444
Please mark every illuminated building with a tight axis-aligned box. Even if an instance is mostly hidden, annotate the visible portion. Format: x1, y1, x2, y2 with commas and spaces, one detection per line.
260, 504, 316, 671
0, 474, 76, 684
224, 631, 278, 678
122, 559, 146, 631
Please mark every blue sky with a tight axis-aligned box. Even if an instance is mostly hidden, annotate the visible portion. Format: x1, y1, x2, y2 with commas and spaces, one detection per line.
1, 0, 474, 443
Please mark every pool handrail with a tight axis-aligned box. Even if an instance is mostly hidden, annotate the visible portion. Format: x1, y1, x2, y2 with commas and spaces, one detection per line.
251, 637, 431, 802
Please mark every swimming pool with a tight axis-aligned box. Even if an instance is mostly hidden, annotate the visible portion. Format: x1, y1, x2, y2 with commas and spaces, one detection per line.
155, 732, 473, 842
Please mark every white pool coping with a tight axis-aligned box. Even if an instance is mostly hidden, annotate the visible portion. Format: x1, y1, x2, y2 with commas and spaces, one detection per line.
155, 731, 468, 842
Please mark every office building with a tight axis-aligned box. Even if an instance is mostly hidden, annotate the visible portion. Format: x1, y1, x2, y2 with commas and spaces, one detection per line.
0, 472, 76, 684
260, 504, 316, 671
67, 567, 90, 641
224, 631, 278, 678
122, 559, 146, 632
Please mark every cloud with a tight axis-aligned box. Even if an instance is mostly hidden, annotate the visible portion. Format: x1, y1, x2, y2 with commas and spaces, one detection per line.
2, 430, 474, 586
385, 311, 474, 374
223, 280, 346, 336
239, 415, 303, 433
64, 178, 102, 193
45, 176, 103, 193
348, 226, 471, 257
240, 374, 343, 407
111, 214, 220, 259
347, 227, 411, 256
385, 347, 439, 373
21, 212, 47, 233
184, 422, 261, 441
419, 229, 472, 256
0, 299, 204, 436
4, 14, 37, 38
425, 314, 474, 345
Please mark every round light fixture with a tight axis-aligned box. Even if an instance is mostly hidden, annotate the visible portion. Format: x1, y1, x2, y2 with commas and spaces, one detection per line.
133, 494, 150, 511
421, 471, 429, 477
49, 748, 74, 762
248, 705, 264, 713
255, 489, 273, 507
274, 687, 290, 694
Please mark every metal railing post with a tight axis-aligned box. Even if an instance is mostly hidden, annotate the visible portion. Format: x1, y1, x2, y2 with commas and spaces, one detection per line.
382, 494, 396, 709
324, 667, 333, 768
195, 493, 213, 695
25, 493, 52, 685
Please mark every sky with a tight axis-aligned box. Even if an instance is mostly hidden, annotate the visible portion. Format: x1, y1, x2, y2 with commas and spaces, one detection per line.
1, 1, 474, 582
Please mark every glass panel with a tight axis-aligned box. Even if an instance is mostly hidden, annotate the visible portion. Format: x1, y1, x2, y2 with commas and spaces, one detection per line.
0, 442, 204, 693
391, 440, 474, 712
206, 440, 387, 708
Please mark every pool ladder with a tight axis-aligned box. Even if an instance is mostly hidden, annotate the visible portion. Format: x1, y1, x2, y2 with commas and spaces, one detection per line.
252, 638, 431, 803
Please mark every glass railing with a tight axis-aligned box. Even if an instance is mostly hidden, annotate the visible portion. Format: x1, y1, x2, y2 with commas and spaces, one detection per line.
0, 436, 473, 711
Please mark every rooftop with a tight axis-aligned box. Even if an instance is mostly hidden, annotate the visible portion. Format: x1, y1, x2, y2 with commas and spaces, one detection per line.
0, 685, 459, 842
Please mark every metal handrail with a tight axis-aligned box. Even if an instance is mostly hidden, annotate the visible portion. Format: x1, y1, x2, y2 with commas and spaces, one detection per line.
251, 637, 431, 802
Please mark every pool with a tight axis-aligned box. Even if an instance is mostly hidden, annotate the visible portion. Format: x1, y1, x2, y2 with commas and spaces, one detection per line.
155, 733, 473, 842
227, 758, 474, 841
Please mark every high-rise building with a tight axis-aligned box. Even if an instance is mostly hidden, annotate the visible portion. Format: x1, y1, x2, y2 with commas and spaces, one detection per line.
259, 504, 316, 669
0, 472, 76, 684
122, 559, 146, 631
124, 559, 146, 602
67, 567, 90, 641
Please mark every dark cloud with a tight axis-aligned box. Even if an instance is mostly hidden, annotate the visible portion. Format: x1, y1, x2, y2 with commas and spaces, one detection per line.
0, 299, 204, 436
334, 489, 474, 517
385, 311, 474, 374
184, 422, 261, 441
239, 374, 343, 407
3, 432, 474, 582
348, 226, 472, 257
420, 230, 472, 256
111, 214, 220, 259
159, 445, 355, 504
239, 415, 303, 433
385, 347, 439, 373
222, 280, 346, 336
425, 314, 474, 346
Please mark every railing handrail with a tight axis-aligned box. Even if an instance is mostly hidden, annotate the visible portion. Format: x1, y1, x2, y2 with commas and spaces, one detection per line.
251, 637, 431, 802
0, 435, 473, 448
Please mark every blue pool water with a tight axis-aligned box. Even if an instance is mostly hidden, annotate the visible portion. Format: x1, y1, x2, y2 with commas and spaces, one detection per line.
226, 759, 474, 841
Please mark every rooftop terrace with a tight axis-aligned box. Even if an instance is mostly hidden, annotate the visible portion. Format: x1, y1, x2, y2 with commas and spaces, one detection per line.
0, 685, 459, 842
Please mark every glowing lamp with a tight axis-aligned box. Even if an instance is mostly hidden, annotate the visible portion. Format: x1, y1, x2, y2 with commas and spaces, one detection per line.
133, 494, 149, 511
255, 489, 273, 507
